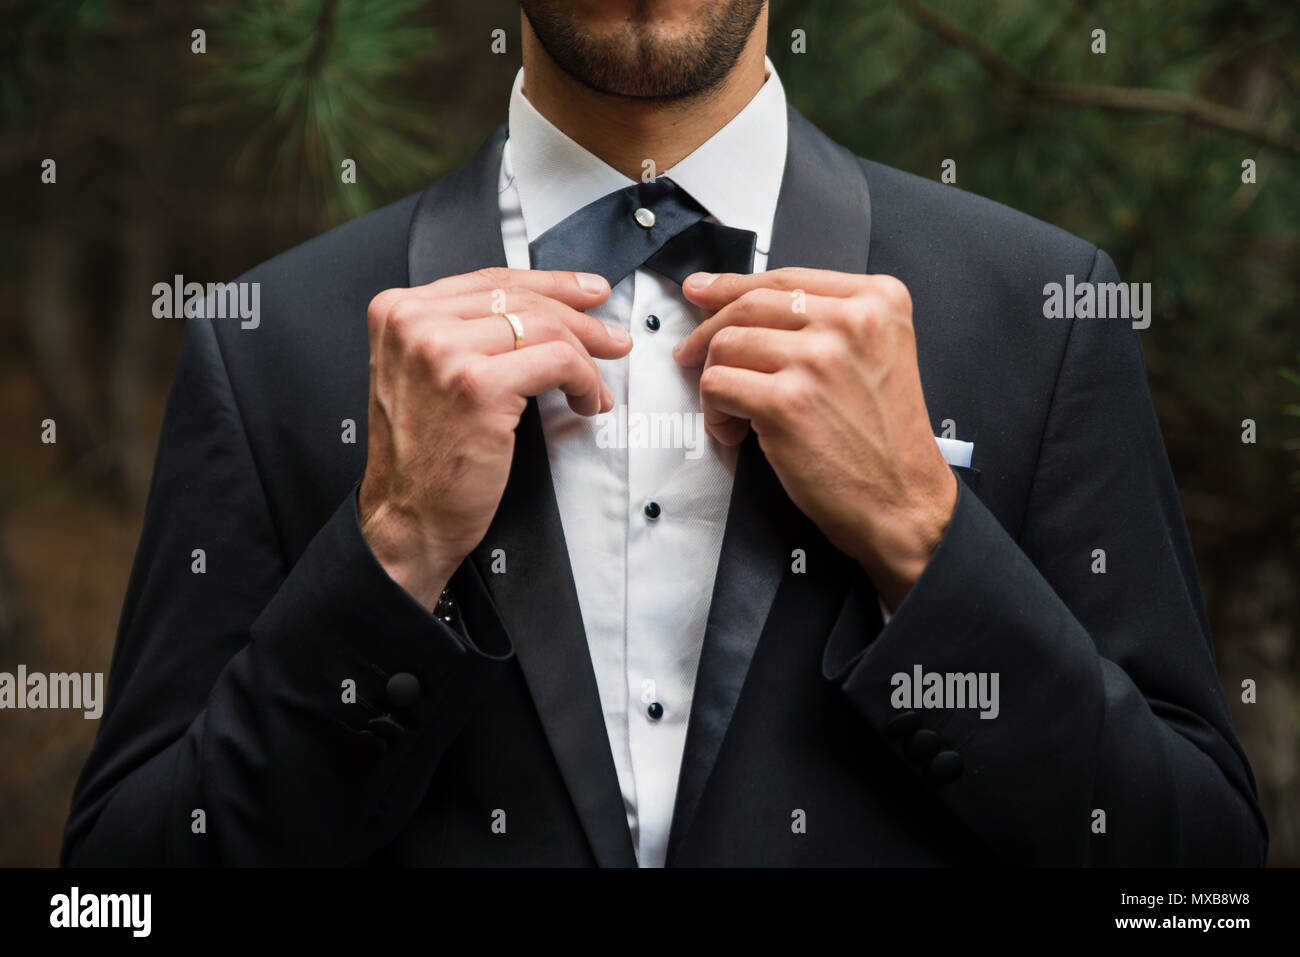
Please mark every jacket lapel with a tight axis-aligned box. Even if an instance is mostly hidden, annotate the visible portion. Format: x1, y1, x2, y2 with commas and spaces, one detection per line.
408, 125, 638, 867
665, 106, 874, 859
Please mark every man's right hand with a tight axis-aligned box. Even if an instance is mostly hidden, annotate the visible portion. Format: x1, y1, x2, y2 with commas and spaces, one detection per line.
358, 267, 628, 609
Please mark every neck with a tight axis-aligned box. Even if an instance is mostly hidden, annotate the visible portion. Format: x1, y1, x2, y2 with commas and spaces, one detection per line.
519, 11, 768, 180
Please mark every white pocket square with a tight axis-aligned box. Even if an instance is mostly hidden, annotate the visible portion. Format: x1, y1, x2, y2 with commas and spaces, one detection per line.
934, 436, 974, 469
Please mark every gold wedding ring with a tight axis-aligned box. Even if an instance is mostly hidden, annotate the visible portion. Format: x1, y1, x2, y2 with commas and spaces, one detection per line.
502, 311, 525, 351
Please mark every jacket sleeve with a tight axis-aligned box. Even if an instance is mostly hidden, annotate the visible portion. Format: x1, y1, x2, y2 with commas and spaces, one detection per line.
62, 310, 513, 866
823, 247, 1268, 865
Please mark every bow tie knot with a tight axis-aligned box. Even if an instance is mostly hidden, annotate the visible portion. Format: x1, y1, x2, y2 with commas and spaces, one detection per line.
528, 176, 756, 288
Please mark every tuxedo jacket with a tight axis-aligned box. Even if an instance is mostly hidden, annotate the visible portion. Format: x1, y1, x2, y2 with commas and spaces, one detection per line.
63, 108, 1267, 866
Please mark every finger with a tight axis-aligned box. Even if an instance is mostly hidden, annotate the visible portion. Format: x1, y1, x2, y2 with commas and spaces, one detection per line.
458, 311, 614, 409
429, 267, 610, 307
482, 339, 607, 417
699, 409, 750, 448
682, 267, 866, 309
377, 304, 615, 411
371, 267, 611, 317
702, 325, 800, 375
409, 289, 630, 360
375, 288, 631, 362
674, 287, 820, 368
698, 365, 776, 446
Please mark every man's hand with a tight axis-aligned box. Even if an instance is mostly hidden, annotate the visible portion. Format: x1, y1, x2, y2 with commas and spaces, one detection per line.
359, 267, 631, 609
675, 267, 957, 610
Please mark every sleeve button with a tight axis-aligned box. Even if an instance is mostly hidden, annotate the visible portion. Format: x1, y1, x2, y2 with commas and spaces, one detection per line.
905, 728, 942, 762
386, 672, 421, 709
929, 750, 964, 784
884, 709, 921, 740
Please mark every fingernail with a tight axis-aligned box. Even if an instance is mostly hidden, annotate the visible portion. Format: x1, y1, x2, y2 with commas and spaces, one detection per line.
578, 272, 607, 293
687, 272, 717, 288
609, 323, 631, 344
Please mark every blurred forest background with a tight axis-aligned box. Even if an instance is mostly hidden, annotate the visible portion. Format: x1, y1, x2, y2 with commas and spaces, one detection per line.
0, 0, 1296, 865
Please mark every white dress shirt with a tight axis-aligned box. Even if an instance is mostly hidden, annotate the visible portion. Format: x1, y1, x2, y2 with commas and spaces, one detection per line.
497, 62, 789, 867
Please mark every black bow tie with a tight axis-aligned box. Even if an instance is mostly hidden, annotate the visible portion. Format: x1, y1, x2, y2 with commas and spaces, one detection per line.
527, 176, 757, 288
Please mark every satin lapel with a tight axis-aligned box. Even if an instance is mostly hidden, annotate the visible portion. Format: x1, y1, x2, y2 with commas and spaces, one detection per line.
408, 125, 637, 868
666, 107, 874, 860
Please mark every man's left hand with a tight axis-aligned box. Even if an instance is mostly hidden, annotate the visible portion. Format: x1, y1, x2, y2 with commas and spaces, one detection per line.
674, 267, 958, 610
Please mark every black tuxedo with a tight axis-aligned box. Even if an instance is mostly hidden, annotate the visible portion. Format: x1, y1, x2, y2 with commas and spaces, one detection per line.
63, 108, 1266, 866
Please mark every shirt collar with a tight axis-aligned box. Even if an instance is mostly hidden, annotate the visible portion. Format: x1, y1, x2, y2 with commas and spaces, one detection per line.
504, 58, 788, 256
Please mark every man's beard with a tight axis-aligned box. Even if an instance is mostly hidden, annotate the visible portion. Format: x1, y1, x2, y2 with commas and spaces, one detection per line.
520, 0, 766, 101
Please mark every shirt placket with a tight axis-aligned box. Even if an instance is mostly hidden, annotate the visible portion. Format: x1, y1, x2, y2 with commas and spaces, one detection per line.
624, 267, 687, 867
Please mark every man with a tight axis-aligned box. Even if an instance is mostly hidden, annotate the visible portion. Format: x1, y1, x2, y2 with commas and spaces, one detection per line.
64, 0, 1266, 866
